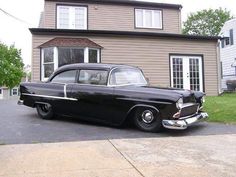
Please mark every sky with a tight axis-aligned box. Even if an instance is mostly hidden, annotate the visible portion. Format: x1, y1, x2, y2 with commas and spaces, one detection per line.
0, 0, 235, 66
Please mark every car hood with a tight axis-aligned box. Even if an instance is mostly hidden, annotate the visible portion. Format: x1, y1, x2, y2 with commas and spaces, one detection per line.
116, 85, 201, 103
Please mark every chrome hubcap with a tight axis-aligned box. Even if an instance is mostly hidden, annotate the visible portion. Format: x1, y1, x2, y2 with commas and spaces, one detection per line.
41, 105, 49, 112
141, 110, 154, 124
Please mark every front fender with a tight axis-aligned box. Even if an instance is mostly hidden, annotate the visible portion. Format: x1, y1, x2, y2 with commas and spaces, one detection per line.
126, 104, 160, 119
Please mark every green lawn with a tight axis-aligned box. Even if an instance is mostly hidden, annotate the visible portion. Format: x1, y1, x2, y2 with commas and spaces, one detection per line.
204, 93, 236, 124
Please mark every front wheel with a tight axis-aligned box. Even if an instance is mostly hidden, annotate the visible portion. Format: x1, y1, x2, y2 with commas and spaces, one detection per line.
36, 104, 54, 120
134, 107, 162, 132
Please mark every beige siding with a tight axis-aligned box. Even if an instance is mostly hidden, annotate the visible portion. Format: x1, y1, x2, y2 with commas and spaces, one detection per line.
44, 1, 56, 28
32, 35, 218, 95
32, 35, 43, 81
42, 1, 181, 33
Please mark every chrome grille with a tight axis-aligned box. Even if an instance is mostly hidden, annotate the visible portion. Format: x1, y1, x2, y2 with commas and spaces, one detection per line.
179, 103, 199, 118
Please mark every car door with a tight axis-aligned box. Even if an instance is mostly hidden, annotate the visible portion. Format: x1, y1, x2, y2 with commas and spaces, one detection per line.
49, 69, 78, 116
69, 69, 116, 124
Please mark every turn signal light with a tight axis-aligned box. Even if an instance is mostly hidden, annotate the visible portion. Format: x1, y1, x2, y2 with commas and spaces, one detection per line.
173, 111, 181, 119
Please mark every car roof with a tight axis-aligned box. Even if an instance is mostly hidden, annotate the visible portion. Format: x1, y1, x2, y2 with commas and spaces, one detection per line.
56, 63, 138, 71
49, 63, 140, 81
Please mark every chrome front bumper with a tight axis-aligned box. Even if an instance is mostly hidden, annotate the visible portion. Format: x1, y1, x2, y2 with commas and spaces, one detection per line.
162, 112, 208, 130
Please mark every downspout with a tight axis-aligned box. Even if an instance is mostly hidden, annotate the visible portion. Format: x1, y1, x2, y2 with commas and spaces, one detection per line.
216, 40, 222, 94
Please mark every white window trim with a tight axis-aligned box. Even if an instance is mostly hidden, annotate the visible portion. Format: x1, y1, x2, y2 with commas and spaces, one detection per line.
41, 47, 100, 81
170, 55, 203, 92
11, 88, 18, 96
57, 5, 87, 30
84, 47, 89, 63
135, 8, 162, 29
41, 47, 56, 82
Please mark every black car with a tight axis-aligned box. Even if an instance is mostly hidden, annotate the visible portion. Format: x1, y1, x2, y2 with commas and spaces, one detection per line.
18, 63, 208, 132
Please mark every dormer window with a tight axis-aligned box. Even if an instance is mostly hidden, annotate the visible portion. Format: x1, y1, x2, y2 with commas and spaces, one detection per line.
57, 5, 87, 29
135, 9, 162, 29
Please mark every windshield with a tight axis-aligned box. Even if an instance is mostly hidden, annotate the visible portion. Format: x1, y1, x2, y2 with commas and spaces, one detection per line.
109, 68, 148, 86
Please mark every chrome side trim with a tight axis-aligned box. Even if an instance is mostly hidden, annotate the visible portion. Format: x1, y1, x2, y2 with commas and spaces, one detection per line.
22, 93, 77, 101
162, 112, 208, 130
64, 84, 67, 98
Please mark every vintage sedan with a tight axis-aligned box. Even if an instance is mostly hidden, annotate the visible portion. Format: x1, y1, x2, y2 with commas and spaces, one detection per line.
18, 63, 208, 132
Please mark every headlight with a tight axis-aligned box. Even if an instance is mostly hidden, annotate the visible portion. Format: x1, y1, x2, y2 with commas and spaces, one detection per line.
176, 97, 183, 109
201, 96, 205, 103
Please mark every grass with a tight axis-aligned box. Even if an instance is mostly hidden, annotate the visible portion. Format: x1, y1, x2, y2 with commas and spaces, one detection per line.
204, 92, 236, 124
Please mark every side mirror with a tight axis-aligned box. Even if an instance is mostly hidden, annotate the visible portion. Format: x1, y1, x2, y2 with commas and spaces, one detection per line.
145, 77, 150, 84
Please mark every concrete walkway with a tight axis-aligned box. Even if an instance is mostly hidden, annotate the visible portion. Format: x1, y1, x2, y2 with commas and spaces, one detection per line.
1, 134, 236, 177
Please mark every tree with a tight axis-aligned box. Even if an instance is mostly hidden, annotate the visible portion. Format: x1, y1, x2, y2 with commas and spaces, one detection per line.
182, 8, 234, 36
0, 42, 24, 88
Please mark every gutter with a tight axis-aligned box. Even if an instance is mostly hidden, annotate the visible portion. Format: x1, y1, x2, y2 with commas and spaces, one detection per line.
29, 28, 221, 41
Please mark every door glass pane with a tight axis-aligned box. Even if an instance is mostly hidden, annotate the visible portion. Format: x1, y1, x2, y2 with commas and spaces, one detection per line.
51, 70, 77, 83
78, 70, 108, 85
89, 49, 98, 63
189, 58, 200, 91
172, 58, 183, 89
58, 48, 84, 67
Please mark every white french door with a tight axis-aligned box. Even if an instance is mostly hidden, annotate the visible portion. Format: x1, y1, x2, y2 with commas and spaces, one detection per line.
170, 55, 203, 91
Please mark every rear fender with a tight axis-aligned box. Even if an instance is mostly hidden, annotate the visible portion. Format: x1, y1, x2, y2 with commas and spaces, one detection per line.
34, 102, 51, 108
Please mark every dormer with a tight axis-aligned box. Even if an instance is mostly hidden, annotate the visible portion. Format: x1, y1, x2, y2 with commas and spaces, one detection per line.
39, 0, 182, 34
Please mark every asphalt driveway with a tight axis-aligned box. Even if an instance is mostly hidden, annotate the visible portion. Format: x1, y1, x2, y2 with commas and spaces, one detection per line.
0, 99, 236, 144
1, 99, 236, 177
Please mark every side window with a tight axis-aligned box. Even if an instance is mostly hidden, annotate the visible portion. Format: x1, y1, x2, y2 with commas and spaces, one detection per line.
51, 70, 77, 83
78, 70, 108, 85
12, 88, 18, 96
230, 29, 234, 45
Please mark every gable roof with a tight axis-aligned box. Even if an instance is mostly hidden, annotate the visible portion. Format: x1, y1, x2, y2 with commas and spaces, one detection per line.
38, 37, 103, 48
45, 0, 182, 9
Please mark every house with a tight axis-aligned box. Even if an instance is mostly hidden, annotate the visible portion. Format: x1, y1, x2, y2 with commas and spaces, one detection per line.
219, 18, 236, 90
30, 0, 220, 96
0, 87, 19, 100
0, 65, 31, 100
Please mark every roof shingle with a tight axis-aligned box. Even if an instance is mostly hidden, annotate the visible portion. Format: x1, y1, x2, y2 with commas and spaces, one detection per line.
38, 37, 102, 48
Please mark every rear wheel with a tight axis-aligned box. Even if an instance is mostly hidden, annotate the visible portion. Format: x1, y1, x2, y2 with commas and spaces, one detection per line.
134, 107, 162, 132
36, 104, 54, 120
